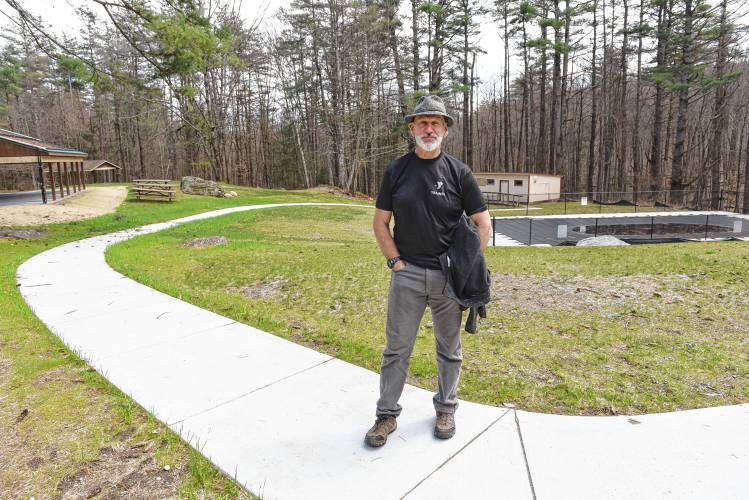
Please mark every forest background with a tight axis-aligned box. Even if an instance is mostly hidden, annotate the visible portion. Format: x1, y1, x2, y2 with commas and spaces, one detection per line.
1, 0, 749, 210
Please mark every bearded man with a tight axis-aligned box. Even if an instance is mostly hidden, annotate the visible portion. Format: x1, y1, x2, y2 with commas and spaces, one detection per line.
365, 95, 492, 448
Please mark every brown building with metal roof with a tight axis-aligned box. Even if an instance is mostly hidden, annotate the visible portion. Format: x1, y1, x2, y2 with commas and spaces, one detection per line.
0, 129, 88, 203
83, 160, 121, 183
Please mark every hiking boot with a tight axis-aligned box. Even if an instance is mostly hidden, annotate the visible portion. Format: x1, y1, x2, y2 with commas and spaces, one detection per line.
434, 411, 456, 439
364, 416, 397, 447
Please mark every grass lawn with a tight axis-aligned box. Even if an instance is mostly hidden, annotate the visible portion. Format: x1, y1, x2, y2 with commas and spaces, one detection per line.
0, 185, 367, 498
107, 205, 748, 417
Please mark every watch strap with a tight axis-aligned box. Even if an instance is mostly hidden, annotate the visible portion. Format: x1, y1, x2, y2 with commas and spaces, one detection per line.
387, 256, 402, 269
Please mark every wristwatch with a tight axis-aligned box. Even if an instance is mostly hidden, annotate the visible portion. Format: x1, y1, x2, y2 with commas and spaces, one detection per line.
387, 256, 402, 269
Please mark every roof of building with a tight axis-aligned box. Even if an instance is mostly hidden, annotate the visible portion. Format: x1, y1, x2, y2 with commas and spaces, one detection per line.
0, 128, 88, 157
472, 171, 562, 178
83, 160, 121, 171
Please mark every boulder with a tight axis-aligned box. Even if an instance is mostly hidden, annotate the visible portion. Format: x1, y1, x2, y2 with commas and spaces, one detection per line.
0, 229, 46, 240
180, 176, 225, 197
181, 236, 228, 248
576, 235, 629, 247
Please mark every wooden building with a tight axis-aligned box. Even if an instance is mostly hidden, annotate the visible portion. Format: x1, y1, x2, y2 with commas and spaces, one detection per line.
0, 129, 88, 203
83, 160, 121, 183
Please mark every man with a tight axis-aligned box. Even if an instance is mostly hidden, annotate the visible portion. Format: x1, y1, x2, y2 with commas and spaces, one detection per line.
365, 95, 492, 448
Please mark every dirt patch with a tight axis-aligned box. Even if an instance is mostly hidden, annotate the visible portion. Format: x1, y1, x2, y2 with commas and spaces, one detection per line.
228, 278, 287, 300
490, 273, 698, 313
181, 235, 228, 248
0, 355, 10, 378
54, 441, 184, 499
31, 365, 84, 387
0, 388, 187, 498
311, 184, 373, 201
0, 187, 127, 227
0, 229, 47, 239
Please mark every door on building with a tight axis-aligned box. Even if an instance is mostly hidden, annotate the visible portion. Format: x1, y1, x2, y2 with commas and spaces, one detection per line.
537, 182, 550, 201
499, 180, 510, 203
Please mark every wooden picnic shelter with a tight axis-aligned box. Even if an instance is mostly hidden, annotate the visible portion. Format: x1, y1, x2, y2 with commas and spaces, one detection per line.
0, 128, 88, 204
83, 159, 121, 183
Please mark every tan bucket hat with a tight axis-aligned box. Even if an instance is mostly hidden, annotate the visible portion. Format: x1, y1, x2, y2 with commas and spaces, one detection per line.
404, 95, 454, 127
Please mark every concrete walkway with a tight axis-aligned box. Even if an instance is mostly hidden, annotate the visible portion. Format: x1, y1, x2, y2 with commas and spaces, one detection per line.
17, 203, 748, 500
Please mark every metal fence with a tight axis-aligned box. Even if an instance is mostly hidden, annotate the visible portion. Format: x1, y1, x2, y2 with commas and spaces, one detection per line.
491, 213, 749, 247
486, 189, 749, 216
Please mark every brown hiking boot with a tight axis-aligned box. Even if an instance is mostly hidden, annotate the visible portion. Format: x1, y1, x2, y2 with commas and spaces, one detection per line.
364, 416, 397, 447
434, 411, 456, 439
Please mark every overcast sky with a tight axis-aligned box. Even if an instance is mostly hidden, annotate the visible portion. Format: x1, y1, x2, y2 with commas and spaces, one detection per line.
0, 0, 506, 85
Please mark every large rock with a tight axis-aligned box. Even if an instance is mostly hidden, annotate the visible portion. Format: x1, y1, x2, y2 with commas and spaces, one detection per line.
576, 235, 629, 247
180, 176, 225, 197
0, 229, 46, 240
181, 236, 228, 248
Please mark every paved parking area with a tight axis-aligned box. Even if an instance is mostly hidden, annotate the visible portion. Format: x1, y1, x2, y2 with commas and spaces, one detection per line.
0, 190, 49, 206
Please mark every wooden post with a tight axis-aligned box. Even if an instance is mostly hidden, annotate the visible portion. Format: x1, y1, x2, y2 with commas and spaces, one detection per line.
63, 162, 71, 196
38, 164, 47, 204
72, 163, 78, 193
48, 163, 56, 201
81, 162, 86, 190
57, 163, 64, 199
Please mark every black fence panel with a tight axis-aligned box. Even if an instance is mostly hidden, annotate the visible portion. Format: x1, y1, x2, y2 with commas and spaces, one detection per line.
491, 213, 749, 246
485, 189, 749, 215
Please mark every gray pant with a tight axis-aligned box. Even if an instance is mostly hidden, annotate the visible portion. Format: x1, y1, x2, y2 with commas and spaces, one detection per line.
376, 263, 463, 417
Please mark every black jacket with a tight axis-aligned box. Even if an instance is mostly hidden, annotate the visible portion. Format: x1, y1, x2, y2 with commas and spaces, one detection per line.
439, 214, 491, 333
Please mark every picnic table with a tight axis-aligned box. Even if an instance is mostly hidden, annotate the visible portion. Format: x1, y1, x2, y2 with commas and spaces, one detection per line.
132, 179, 175, 201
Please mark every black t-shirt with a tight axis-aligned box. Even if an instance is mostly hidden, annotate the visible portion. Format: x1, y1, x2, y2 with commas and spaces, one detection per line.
376, 151, 487, 270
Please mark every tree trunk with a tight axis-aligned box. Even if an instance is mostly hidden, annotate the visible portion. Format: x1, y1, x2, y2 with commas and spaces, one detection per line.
535, 5, 549, 172
556, 0, 571, 178
503, 0, 511, 170
462, 15, 470, 160
632, 0, 644, 203
387, 0, 407, 118
619, 0, 629, 193
649, 2, 667, 197
744, 110, 749, 213
548, 0, 562, 175
670, 0, 694, 207
587, 0, 599, 196
706, 0, 729, 209
411, 0, 420, 91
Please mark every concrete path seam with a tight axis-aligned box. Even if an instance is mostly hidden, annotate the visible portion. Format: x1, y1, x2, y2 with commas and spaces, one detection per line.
514, 409, 538, 500
400, 408, 512, 499
171, 357, 335, 425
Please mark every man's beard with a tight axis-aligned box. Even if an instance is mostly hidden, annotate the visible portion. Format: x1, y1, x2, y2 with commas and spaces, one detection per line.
415, 134, 443, 152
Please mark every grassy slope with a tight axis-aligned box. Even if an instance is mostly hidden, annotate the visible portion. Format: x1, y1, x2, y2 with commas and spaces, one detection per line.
0, 186, 366, 498
107, 205, 748, 416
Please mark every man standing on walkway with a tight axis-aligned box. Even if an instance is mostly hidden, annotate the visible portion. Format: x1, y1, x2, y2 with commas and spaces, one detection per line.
365, 95, 492, 447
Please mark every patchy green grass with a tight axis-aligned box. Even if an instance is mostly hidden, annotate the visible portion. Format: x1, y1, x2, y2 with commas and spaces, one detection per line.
0, 185, 366, 498
107, 205, 749, 416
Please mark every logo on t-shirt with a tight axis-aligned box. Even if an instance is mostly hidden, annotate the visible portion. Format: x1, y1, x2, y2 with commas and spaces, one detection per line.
430, 180, 446, 196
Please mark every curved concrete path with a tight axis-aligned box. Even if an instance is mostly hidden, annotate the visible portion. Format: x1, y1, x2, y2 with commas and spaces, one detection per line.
16, 203, 748, 500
